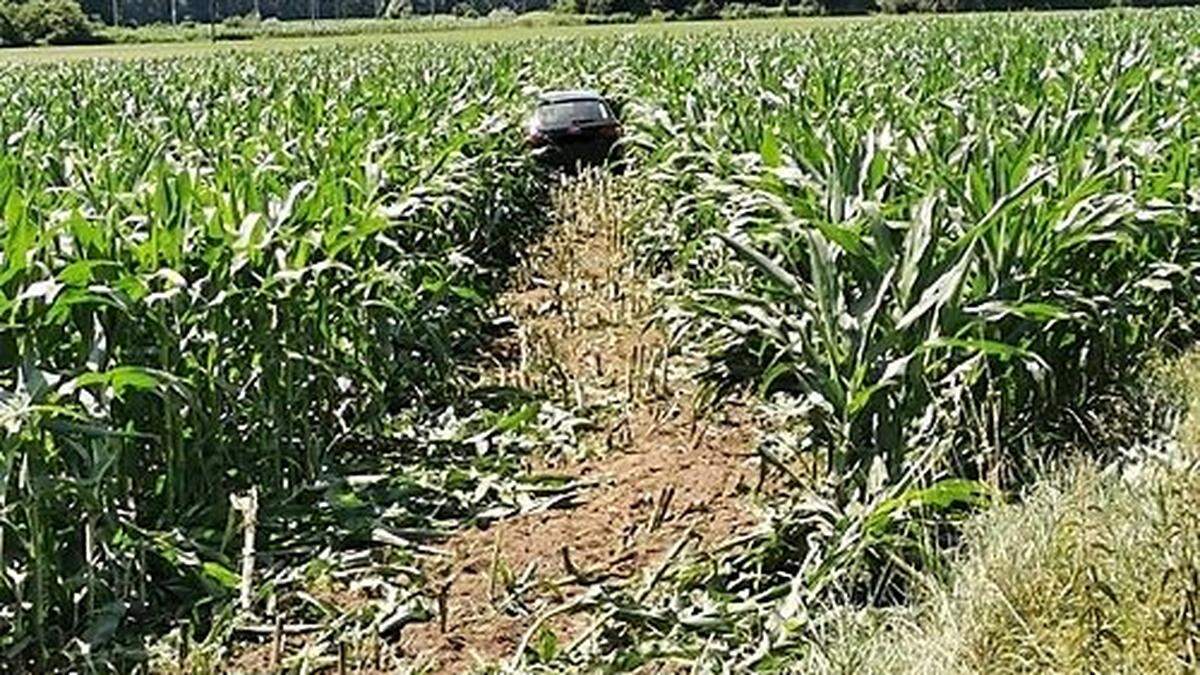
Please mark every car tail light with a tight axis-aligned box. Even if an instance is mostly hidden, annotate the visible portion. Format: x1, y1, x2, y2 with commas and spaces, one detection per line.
599, 124, 623, 140
527, 129, 549, 148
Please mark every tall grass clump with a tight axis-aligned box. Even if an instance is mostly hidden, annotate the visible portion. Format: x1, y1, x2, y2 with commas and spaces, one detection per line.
787, 453, 1200, 674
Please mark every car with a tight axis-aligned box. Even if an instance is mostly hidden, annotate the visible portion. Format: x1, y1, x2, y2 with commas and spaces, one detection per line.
526, 90, 623, 170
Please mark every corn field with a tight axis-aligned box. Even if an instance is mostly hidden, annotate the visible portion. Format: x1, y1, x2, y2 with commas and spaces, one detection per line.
3, 8, 1200, 672
558, 10, 1200, 669
0, 46, 549, 667
604, 11, 1200, 485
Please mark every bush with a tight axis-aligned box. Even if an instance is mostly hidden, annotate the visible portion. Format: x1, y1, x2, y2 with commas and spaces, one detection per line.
778, 0, 823, 14
718, 0, 744, 16
616, 0, 651, 13
788, 0, 823, 13
511, 9, 586, 25
38, 0, 94, 43
637, 7, 672, 19
876, 0, 955, 11
0, 0, 95, 46
719, 2, 786, 18
0, 3, 32, 45
583, 8, 640, 20
221, 12, 261, 29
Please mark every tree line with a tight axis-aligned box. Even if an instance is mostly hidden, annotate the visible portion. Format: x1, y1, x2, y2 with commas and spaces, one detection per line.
75, 0, 556, 25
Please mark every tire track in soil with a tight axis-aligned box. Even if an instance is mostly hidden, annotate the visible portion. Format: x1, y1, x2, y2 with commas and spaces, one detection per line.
400, 171, 760, 673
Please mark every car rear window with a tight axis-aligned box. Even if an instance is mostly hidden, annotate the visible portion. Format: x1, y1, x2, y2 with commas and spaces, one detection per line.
538, 99, 611, 127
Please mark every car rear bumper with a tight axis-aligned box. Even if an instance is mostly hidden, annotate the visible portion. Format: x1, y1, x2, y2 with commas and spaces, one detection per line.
533, 140, 619, 168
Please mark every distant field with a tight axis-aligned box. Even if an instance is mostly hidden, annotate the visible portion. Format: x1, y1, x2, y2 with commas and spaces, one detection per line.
0, 9, 1111, 64
0, 14, 874, 62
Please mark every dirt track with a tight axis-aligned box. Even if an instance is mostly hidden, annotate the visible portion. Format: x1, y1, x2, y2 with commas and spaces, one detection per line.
401, 173, 759, 672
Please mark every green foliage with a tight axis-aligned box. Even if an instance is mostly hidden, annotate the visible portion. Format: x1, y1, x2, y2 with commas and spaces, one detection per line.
534, 626, 561, 663
577, 0, 651, 16
0, 44, 547, 669
38, 0, 95, 42
7, 8, 1200, 672
220, 11, 262, 28
95, 12, 589, 44
630, 11, 1200, 494
453, 1, 482, 16
876, 0, 956, 12
720, 3, 794, 19
0, 0, 95, 45
802, 457, 1200, 673
509, 8, 1200, 671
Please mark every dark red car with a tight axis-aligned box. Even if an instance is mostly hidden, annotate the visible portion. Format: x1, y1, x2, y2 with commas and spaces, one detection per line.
526, 90, 623, 170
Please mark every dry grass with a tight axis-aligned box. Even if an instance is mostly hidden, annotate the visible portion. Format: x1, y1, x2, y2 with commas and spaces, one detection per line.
788, 357, 1200, 674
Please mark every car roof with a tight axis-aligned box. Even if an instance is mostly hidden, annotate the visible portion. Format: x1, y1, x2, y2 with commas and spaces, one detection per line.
538, 89, 606, 105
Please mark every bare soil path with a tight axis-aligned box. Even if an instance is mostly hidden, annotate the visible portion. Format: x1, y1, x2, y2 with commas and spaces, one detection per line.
400, 172, 760, 673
